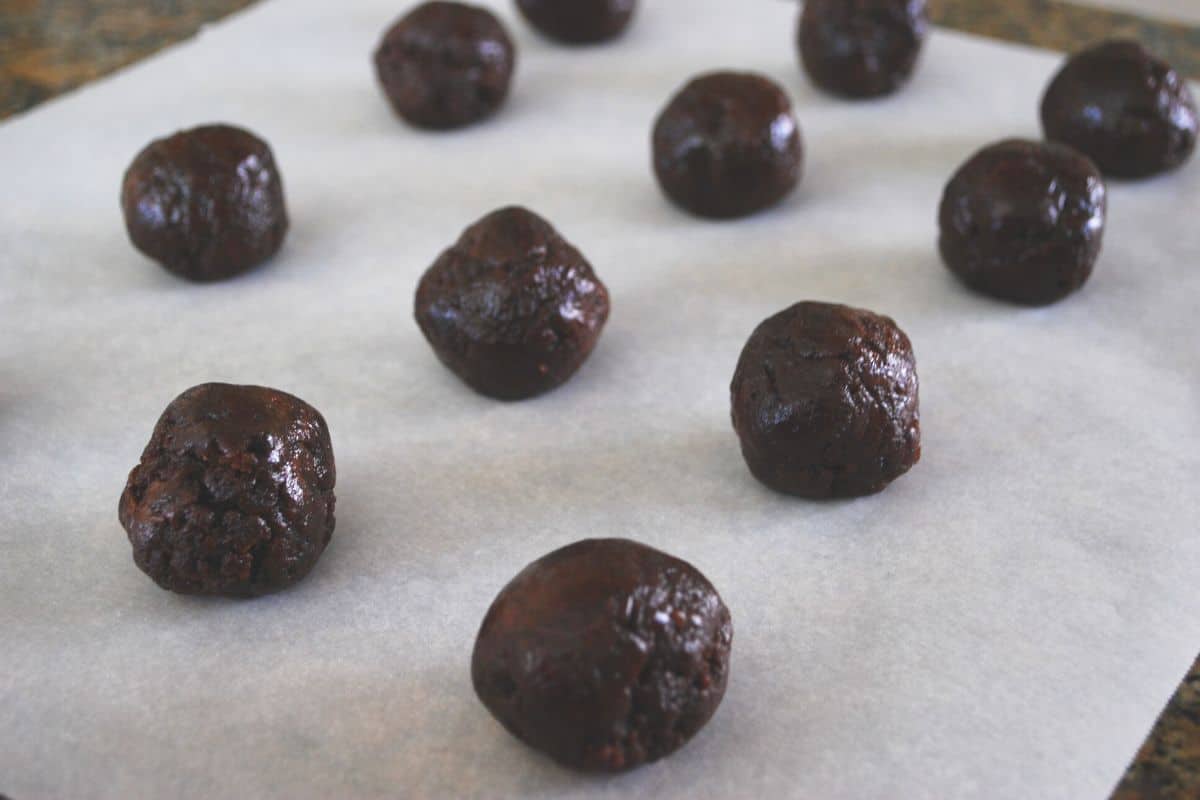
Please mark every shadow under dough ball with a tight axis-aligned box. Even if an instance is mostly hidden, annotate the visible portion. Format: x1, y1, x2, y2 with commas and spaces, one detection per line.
472, 538, 733, 773
1042, 39, 1198, 179
121, 124, 288, 282
118, 383, 336, 597
415, 206, 610, 400
939, 139, 1106, 306
653, 71, 803, 219
731, 302, 920, 499
515, 0, 636, 44
798, 0, 929, 99
374, 1, 515, 130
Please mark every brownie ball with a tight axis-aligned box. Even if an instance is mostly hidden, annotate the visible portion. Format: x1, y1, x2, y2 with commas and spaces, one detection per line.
374, 1, 516, 130
1041, 39, 1198, 179
414, 206, 610, 400
798, 0, 929, 99
653, 71, 803, 219
939, 139, 1107, 305
731, 302, 920, 499
472, 538, 733, 772
121, 125, 288, 282
515, 0, 636, 44
118, 383, 336, 597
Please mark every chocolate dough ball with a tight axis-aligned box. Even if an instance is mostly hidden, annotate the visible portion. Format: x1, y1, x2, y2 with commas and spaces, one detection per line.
515, 0, 636, 44
118, 383, 336, 597
414, 206, 610, 400
120, 125, 288, 282
939, 139, 1106, 305
731, 302, 920, 499
1041, 40, 1198, 179
653, 72, 803, 219
472, 538, 733, 772
798, 0, 929, 99
374, 1, 516, 130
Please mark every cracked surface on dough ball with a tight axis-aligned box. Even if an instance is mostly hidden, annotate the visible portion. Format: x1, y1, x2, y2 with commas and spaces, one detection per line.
121, 124, 288, 282
472, 538, 732, 772
118, 383, 336, 597
1041, 39, 1198, 179
653, 71, 803, 219
939, 138, 1106, 306
798, 0, 929, 99
731, 302, 920, 499
374, 1, 515, 129
414, 206, 610, 400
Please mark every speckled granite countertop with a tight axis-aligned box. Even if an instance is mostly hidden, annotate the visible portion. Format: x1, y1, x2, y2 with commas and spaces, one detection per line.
1, 1, 1197, 797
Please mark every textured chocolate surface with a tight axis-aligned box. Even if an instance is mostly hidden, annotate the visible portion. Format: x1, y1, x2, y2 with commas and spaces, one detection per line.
798, 0, 929, 99
731, 302, 920, 499
374, 1, 515, 130
1042, 39, 1198, 179
119, 383, 336, 597
515, 0, 636, 44
939, 138, 1107, 305
120, 124, 288, 282
652, 71, 803, 219
472, 538, 732, 772
414, 206, 610, 400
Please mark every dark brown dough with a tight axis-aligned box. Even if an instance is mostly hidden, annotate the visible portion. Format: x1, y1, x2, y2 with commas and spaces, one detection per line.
472, 538, 732, 772
1041, 39, 1198, 179
939, 139, 1107, 306
515, 0, 636, 44
652, 71, 803, 219
414, 206, 610, 400
731, 302, 920, 499
118, 383, 336, 597
798, 0, 929, 99
374, 1, 516, 130
120, 125, 288, 282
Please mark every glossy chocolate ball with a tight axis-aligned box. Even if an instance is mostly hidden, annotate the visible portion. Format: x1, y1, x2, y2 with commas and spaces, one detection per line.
414, 206, 610, 400
119, 383, 337, 597
731, 302, 920, 499
374, 1, 516, 129
515, 0, 636, 44
653, 71, 803, 219
939, 139, 1107, 305
121, 125, 288, 282
472, 538, 733, 772
798, 0, 929, 99
1041, 39, 1198, 179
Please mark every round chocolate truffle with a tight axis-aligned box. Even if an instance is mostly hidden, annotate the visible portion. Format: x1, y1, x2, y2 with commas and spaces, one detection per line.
118, 383, 336, 597
374, 1, 516, 130
798, 0, 929, 99
414, 206, 610, 400
472, 538, 733, 772
652, 71, 803, 219
939, 139, 1106, 305
121, 124, 288, 282
515, 0, 636, 44
731, 302, 920, 499
1041, 39, 1198, 179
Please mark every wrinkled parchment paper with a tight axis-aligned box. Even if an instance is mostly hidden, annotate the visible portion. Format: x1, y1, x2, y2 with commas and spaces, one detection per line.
2, 1, 1198, 797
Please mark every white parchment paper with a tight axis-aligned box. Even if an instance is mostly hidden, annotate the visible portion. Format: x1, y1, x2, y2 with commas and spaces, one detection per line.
2, 1, 1199, 797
